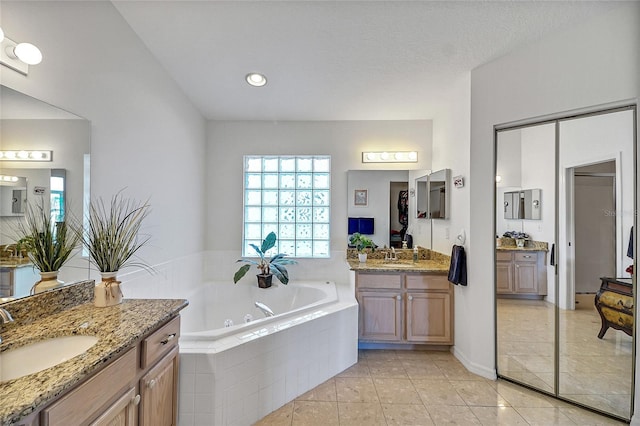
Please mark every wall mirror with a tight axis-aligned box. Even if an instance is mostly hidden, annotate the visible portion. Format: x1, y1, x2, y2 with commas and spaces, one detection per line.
495, 106, 636, 421
427, 168, 450, 219
415, 174, 428, 219
503, 189, 542, 220
0, 85, 91, 302
347, 169, 431, 249
0, 176, 27, 216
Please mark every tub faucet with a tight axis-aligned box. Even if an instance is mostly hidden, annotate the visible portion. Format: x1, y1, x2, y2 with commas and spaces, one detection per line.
255, 301, 275, 317
0, 307, 14, 344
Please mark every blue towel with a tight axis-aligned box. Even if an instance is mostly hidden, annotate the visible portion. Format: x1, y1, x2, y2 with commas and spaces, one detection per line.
448, 245, 467, 286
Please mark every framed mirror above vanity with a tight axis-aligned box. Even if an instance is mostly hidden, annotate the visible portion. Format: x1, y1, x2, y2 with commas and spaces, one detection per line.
0, 85, 91, 302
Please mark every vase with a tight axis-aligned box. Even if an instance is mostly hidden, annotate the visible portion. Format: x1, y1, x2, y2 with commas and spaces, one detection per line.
94, 272, 123, 307
358, 253, 367, 263
257, 274, 273, 288
32, 271, 64, 294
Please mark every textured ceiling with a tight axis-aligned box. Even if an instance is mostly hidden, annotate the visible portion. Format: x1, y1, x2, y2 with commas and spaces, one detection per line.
113, 1, 621, 121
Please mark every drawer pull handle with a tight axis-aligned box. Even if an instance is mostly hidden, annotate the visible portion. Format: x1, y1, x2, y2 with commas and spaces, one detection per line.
148, 379, 156, 389
523, 255, 532, 258
408, 295, 413, 301
132, 394, 141, 405
396, 295, 401, 300
161, 333, 176, 345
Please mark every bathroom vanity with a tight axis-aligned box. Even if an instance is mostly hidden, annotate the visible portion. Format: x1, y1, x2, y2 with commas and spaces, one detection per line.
496, 247, 547, 298
349, 255, 453, 347
0, 281, 187, 426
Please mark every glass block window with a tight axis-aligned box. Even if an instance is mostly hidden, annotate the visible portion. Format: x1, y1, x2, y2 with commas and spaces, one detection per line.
243, 155, 331, 258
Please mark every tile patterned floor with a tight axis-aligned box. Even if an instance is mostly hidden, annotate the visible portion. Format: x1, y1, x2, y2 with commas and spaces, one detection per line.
254, 349, 627, 425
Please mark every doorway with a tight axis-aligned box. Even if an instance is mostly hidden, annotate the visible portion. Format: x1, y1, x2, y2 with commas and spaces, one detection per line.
389, 181, 408, 248
573, 161, 616, 308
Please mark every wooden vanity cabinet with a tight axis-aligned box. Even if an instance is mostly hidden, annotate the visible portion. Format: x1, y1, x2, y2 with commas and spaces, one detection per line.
29, 315, 181, 426
496, 250, 547, 297
356, 272, 453, 345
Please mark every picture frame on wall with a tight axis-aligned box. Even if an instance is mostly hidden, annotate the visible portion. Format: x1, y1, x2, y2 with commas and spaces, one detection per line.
354, 189, 368, 207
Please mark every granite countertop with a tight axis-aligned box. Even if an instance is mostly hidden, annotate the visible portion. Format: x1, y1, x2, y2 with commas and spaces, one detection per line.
0, 258, 33, 268
347, 258, 449, 273
496, 246, 549, 252
0, 297, 188, 425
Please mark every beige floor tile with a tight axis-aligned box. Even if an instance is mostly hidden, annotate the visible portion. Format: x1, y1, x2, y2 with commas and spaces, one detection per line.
412, 379, 466, 406
362, 349, 399, 361
515, 407, 576, 425
368, 360, 409, 378
381, 403, 434, 426
296, 378, 336, 402
394, 350, 442, 361
335, 377, 379, 403
401, 361, 446, 380
254, 401, 294, 426
425, 405, 481, 425
336, 363, 371, 378
470, 406, 528, 425
373, 378, 421, 404
493, 380, 555, 408
450, 380, 509, 407
338, 402, 386, 426
291, 401, 338, 426
559, 406, 628, 425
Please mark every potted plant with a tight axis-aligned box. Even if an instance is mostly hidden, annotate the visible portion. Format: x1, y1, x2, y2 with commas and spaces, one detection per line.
83, 192, 151, 307
14, 202, 81, 294
349, 232, 375, 262
233, 231, 297, 288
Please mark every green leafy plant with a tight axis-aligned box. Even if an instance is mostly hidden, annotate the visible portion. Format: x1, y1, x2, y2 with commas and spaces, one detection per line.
349, 232, 376, 253
233, 232, 297, 284
83, 192, 151, 273
14, 203, 81, 273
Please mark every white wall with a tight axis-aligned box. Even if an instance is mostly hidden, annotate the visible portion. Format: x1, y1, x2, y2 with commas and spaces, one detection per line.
1, 2, 207, 274
470, 0, 639, 405
206, 120, 431, 253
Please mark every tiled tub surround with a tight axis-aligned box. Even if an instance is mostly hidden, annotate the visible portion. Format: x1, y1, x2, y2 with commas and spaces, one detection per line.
0, 281, 187, 425
178, 282, 358, 426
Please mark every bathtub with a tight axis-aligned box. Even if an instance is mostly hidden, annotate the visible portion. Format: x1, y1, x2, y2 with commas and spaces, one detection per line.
177, 280, 358, 426
180, 280, 338, 341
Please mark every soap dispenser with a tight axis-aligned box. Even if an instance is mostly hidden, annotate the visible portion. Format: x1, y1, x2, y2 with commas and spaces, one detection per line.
413, 246, 419, 263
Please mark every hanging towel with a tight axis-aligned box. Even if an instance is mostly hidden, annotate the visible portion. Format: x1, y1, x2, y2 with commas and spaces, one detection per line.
448, 245, 467, 286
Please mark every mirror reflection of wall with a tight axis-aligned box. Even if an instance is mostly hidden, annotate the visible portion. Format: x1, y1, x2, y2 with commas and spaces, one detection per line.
0, 85, 91, 302
0, 176, 27, 216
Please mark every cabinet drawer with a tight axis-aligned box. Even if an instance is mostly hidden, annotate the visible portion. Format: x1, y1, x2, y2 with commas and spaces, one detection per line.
514, 252, 538, 263
42, 347, 137, 426
357, 273, 402, 289
496, 251, 513, 262
141, 316, 180, 369
405, 274, 450, 290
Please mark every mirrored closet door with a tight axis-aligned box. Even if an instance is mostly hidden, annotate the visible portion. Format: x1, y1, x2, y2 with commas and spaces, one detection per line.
495, 106, 636, 421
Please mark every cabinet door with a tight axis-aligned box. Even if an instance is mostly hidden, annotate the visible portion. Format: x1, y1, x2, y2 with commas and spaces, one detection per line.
358, 291, 402, 341
406, 292, 452, 344
514, 262, 538, 294
140, 346, 179, 426
496, 262, 514, 294
89, 387, 138, 426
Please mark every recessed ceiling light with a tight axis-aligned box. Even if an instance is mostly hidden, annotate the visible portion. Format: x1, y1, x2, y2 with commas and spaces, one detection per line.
246, 72, 267, 87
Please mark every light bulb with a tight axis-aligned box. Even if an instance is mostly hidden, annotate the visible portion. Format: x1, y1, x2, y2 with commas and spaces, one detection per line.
380, 152, 389, 160
0, 27, 4, 43
495, 175, 502, 183
17, 151, 28, 159
394, 152, 403, 160
14, 43, 42, 65
366, 152, 375, 161
408, 152, 417, 161
4, 151, 15, 159
246, 73, 267, 87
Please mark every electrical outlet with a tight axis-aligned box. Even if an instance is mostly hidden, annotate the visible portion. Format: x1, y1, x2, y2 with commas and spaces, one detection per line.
445, 227, 450, 239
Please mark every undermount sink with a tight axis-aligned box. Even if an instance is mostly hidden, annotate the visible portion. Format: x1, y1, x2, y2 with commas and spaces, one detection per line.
381, 263, 416, 268
0, 335, 98, 382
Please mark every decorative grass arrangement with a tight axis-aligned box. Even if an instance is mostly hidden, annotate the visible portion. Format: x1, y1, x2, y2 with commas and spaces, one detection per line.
15, 203, 80, 273
84, 192, 151, 273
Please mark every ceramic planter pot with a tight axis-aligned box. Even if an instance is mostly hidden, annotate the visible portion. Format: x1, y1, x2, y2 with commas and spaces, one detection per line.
358, 253, 367, 263
33, 271, 64, 294
94, 272, 123, 307
257, 274, 273, 288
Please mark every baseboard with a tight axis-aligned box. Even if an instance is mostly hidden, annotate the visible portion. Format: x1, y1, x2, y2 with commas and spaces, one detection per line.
452, 346, 497, 380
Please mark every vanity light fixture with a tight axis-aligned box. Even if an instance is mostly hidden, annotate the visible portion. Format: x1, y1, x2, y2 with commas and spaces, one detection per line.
0, 150, 52, 162
245, 72, 267, 87
0, 27, 43, 76
362, 151, 418, 163
0, 175, 19, 182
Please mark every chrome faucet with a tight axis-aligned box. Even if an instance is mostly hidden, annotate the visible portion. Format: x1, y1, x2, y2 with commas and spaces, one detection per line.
255, 301, 275, 317
384, 247, 398, 262
0, 307, 14, 344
